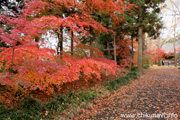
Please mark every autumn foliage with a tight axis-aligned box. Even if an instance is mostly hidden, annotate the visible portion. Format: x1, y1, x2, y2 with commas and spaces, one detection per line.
0, 45, 121, 106
116, 38, 135, 67
0, 0, 137, 107
145, 47, 167, 64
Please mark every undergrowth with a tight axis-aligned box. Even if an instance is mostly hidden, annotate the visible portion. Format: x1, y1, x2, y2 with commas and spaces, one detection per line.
0, 89, 102, 120
103, 68, 139, 91
0, 68, 139, 120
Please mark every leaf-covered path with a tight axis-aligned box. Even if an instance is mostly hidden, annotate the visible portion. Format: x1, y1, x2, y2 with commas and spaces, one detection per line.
75, 66, 180, 120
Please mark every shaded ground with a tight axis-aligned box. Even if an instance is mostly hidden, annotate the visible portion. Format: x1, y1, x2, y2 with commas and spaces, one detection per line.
74, 66, 180, 120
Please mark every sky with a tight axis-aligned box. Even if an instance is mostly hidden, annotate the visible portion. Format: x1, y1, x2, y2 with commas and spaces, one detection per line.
161, 43, 180, 53
160, 0, 180, 40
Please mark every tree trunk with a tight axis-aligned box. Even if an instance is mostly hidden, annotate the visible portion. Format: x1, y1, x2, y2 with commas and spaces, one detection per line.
174, 16, 177, 67
131, 35, 134, 70
60, 27, 63, 54
107, 41, 111, 59
90, 27, 93, 57
138, 27, 143, 74
142, 36, 145, 55
57, 33, 60, 55
174, 43, 177, 67
90, 38, 93, 57
35, 36, 40, 42
71, 30, 74, 56
158, 60, 161, 66
157, 29, 161, 66
56, 27, 63, 56
114, 34, 117, 63
34, 36, 40, 48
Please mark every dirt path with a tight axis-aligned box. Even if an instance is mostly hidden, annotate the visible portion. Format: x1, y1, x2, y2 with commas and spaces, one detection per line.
75, 66, 180, 120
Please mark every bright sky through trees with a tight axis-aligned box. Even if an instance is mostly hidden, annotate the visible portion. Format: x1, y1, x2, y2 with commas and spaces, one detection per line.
160, 0, 180, 40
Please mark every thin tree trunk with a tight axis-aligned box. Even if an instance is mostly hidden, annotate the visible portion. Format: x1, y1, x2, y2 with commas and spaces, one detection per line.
107, 41, 111, 59
60, 27, 63, 54
174, 43, 177, 67
174, 16, 177, 67
90, 27, 93, 57
138, 27, 143, 74
114, 34, 117, 63
56, 28, 63, 56
90, 38, 93, 57
157, 29, 161, 66
35, 36, 40, 42
142, 36, 145, 56
35, 36, 40, 48
158, 60, 161, 66
131, 35, 134, 70
71, 30, 74, 56
57, 33, 60, 55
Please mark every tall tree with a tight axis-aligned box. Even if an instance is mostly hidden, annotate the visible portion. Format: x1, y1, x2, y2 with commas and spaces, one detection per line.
127, 0, 165, 74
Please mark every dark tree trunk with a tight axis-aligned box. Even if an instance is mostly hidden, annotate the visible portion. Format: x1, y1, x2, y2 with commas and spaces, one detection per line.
60, 27, 63, 54
57, 34, 60, 55
35, 36, 40, 42
56, 27, 63, 56
71, 30, 74, 56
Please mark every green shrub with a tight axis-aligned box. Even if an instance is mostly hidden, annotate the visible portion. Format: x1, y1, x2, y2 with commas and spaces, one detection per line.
127, 71, 140, 79
103, 71, 139, 91
0, 102, 8, 119
76, 89, 98, 103
57, 94, 70, 104
143, 63, 149, 69
121, 71, 126, 73
106, 80, 118, 91
47, 100, 60, 111
0, 97, 46, 120
131, 67, 137, 71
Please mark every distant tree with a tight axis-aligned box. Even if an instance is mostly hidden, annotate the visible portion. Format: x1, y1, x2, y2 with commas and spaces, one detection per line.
165, 0, 180, 67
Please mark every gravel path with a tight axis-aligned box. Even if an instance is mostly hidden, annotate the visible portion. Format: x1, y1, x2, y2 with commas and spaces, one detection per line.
75, 66, 180, 120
